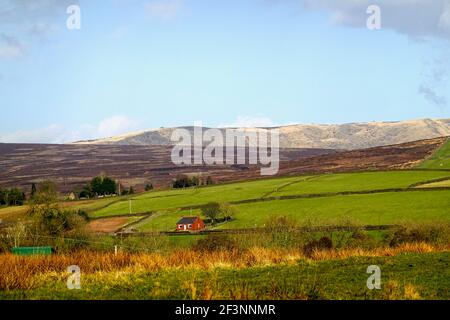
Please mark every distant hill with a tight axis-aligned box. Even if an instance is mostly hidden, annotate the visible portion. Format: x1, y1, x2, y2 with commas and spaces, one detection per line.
0, 137, 446, 193
74, 118, 450, 150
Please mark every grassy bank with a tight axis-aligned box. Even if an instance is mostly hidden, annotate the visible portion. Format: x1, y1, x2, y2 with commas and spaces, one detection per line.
1, 248, 448, 300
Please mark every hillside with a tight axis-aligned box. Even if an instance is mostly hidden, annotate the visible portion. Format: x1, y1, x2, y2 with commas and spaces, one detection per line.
0, 137, 446, 193
418, 138, 450, 169
75, 118, 450, 150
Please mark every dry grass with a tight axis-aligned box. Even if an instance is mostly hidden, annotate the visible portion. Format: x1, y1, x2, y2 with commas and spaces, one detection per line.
0, 243, 448, 291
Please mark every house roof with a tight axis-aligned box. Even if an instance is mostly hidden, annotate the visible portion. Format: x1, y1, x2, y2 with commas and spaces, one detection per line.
177, 217, 199, 225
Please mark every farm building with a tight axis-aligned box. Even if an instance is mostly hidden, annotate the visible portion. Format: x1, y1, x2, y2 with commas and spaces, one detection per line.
176, 216, 205, 232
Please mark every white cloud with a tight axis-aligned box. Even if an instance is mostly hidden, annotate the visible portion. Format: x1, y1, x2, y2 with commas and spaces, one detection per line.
96, 115, 141, 138
296, 0, 450, 40
219, 116, 276, 128
144, 0, 183, 21
0, 116, 143, 144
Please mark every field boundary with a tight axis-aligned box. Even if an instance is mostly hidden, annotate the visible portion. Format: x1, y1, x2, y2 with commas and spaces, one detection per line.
115, 224, 399, 237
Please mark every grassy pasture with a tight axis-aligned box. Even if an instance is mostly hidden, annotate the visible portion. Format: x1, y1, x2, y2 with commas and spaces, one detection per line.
418, 138, 450, 169
136, 189, 450, 231
416, 179, 450, 188
223, 190, 450, 228
91, 170, 450, 218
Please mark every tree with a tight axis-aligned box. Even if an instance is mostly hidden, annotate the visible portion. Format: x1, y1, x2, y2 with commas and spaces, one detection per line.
173, 175, 191, 189
30, 183, 37, 198
31, 181, 57, 205
201, 202, 221, 225
0, 187, 26, 206
79, 184, 93, 199
102, 177, 117, 195
128, 186, 135, 195
7, 188, 26, 206
220, 203, 237, 221
0, 188, 6, 205
145, 183, 153, 191
172, 175, 201, 189
90, 176, 103, 195
89, 176, 117, 196
29, 205, 88, 237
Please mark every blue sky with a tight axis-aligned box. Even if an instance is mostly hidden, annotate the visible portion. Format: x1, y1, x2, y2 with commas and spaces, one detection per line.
0, 0, 450, 143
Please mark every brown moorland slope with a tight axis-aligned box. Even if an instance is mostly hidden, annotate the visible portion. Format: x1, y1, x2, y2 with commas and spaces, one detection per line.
0, 137, 447, 193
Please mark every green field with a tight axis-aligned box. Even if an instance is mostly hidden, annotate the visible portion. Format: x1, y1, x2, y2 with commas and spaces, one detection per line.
2, 252, 448, 300
136, 189, 450, 231
419, 138, 450, 169
418, 180, 450, 188
92, 170, 450, 219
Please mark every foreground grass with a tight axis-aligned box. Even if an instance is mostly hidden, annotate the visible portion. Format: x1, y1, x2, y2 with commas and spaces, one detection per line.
1, 247, 448, 300
91, 171, 450, 218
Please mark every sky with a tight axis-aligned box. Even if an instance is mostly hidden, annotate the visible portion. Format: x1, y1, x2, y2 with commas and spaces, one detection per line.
0, 0, 450, 143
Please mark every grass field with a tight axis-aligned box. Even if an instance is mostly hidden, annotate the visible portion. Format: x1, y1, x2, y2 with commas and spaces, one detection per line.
1, 250, 448, 300
418, 138, 450, 169
136, 189, 450, 231
91, 170, 450, 219
416, 179, 450, 188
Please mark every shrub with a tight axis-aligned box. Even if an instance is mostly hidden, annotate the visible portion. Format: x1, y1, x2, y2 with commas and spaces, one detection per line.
386, 224, 450, 247
303, 236, 333, 257
193, 235, 240, 252
145, 183, 153, 191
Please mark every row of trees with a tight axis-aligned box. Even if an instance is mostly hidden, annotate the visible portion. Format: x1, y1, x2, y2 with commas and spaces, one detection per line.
0, 188, 26, 206
77, 176, 148, 198
78, 176, 117, 198
172, 175, 214, 189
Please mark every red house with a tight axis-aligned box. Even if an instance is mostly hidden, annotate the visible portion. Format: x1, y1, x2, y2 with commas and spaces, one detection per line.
176, 216, 205, 232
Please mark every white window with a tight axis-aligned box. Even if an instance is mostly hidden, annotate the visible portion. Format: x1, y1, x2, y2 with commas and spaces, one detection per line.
188, 224, 192, 229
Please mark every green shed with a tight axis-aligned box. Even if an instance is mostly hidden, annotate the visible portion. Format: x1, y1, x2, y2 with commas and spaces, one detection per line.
12, 246, 53, 256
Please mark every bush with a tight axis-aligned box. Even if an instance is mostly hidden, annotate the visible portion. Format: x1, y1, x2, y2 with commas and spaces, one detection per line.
303, 236, 333, 257
172, 175, 201, 188
344, 230, 378, 249
386, 224, 450, 247
193, 235, 240, 252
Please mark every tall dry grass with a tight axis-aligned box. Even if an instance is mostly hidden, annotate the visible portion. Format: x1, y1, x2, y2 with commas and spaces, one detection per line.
0, 243, 448, 291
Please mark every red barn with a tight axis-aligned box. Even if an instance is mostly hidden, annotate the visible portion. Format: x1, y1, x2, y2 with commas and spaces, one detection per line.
176, 216, 205, 232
